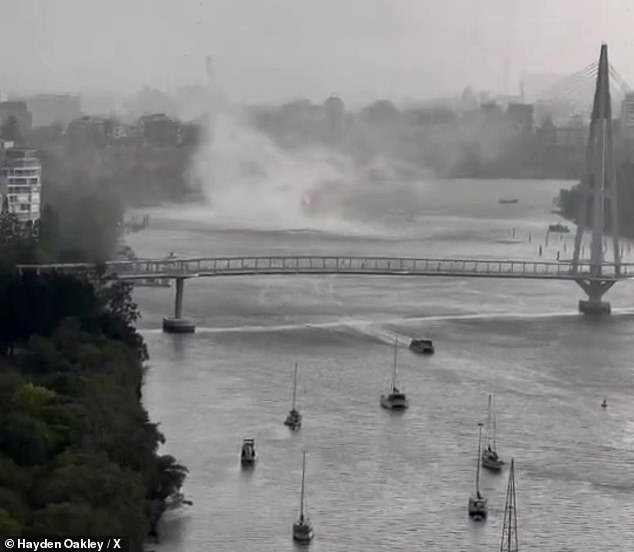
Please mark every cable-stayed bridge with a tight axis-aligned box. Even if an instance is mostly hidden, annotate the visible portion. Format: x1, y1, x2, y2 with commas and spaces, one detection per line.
15, 45, 634, 332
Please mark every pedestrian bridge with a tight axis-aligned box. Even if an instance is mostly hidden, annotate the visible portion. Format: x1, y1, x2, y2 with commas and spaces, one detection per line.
16, 255, 634, 281
15, 255, 634, 332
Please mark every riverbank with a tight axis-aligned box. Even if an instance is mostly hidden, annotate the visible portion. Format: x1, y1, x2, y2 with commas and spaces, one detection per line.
0, 269, 188, 550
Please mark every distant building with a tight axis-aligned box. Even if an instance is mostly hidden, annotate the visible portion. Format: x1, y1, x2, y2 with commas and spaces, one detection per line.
23, 94, 82, 127
138, 113, 181, 147
0, 144, 42, 225
323, 95, 345, 139
554, 115, 587, 148
0, 101, 33, 139
66, 116, 113, 148
506, 103, 534, 134
620, 92, 634, 141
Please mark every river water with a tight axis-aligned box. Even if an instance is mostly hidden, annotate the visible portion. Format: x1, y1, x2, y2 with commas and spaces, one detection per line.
126, 178, 634, 551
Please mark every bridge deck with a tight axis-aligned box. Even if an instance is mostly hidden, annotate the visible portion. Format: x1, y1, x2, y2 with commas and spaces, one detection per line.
16, 256, 634, 282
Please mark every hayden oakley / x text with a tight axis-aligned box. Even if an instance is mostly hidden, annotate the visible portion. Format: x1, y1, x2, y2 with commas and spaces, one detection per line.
2, 538, 129, 551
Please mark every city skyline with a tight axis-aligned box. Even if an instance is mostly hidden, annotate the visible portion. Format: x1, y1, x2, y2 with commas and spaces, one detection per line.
2, 0, 634, 106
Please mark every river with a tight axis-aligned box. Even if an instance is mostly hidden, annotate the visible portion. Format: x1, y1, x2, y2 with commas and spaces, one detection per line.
125, 178, 634, 551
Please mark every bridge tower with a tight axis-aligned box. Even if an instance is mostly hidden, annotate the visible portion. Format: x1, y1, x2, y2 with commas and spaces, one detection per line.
571, 43, 621, 315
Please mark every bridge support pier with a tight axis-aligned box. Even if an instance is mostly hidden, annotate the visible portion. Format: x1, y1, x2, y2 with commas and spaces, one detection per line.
576, 280, 615, 316
162, 277, 196, 333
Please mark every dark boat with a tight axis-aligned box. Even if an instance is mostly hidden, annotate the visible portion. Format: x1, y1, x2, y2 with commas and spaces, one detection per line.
468, 423, 488, 521
240, 439, 256, 467
284, 363, 303, 431
292, 451, 314, 544
482, 394, 504, 472
548, 223, 570, 233
498, 198, 519, 204
380, 338, 409, 410
409, 338, 434, 355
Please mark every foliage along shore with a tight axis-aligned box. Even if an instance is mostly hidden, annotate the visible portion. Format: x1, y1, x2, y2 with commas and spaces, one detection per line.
555, 161, 634, 239
0, 264, 187, 547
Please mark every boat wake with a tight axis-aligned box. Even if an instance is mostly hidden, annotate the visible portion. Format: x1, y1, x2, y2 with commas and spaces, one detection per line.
141, 307, 634, 336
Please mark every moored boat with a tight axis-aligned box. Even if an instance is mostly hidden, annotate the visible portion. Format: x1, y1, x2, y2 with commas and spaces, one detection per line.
284, 363, 303, 431
240, 439, 256, 467
380, 338, 409, 410
468, 423, 488, 521
482, 394, 504, 472
292, 450, 314, 544
409, 338, 434, 355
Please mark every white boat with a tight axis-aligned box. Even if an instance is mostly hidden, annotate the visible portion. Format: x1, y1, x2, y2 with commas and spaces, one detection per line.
468, 423, 488, 521
482, 394, 504, 472
499, 458, 519, 551
292, 450, 314, 544
380, 338, 409, 410
240, 439, 256, 467
284, 363, 302, 431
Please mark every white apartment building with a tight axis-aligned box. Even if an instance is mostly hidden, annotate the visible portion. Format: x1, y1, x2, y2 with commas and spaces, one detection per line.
0, 142, 42, 224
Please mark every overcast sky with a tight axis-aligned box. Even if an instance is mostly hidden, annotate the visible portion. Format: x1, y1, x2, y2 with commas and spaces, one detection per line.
2, 0, 634, 105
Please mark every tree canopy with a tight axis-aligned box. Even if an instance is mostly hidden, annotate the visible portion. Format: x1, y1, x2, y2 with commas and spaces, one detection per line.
0, 270, 187, 549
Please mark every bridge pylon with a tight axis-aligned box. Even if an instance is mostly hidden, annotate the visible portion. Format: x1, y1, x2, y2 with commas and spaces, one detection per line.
571, 43, 621, 315
162, 277, 196, 333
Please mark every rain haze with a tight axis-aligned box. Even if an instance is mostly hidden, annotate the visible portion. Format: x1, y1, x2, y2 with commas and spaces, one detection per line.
1, 2, 634, 552
2, 0, 634, 103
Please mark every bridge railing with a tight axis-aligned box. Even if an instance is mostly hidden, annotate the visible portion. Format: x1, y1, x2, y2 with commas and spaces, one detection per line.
103, 256, 633, 277
17, 256, 632, 279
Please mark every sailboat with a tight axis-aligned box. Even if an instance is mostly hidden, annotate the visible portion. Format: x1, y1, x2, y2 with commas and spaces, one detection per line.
468, 423, 488, 521
380, 338, 409, 410
284, 363, 302, 430
293, 450, 314, 544
482, 394, 504, 471
499, 458, 519, 552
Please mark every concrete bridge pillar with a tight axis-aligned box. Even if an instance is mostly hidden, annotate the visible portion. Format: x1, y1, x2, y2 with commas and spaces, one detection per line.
576, 279, 615, 316
163, 277, 196, 333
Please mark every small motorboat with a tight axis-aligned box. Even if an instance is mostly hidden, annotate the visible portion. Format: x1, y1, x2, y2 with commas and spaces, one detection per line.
240, 439, 256, 467
498, 198, 519, 204
601, 398, 608, 408
548, 223, 570, 233
409, 338, 434, 355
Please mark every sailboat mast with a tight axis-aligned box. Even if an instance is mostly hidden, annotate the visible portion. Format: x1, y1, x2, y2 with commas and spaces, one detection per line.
492, 395, 497, 451
476, 423, 483, 494
500, 458, 518, 552
486, 394, 492, 447
392, 338, 398, 390
292, 363, 298, 410
300, 451, 306, 520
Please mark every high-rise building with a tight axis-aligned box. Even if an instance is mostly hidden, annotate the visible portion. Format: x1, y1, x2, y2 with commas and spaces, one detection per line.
0, 101, 33, 139
0, 143, 42, 225
620, 92, 634, 141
